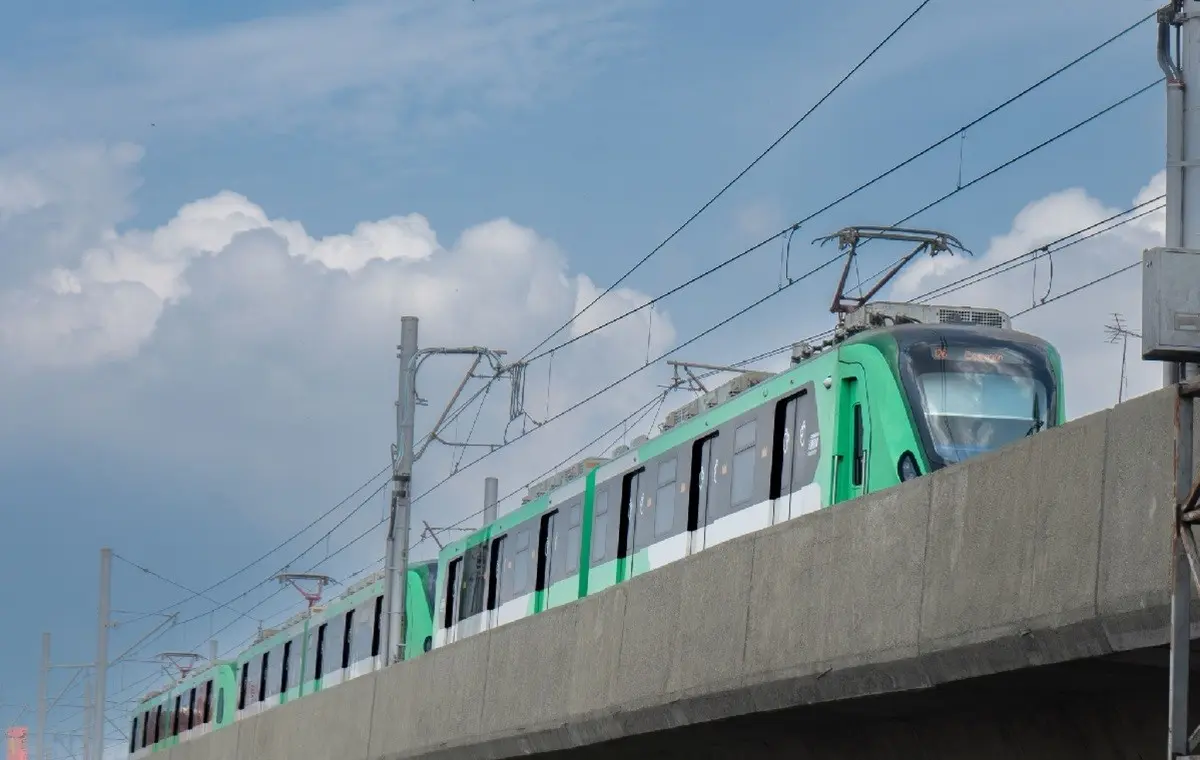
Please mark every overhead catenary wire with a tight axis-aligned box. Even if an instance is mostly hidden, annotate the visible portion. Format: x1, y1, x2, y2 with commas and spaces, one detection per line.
516, 0, 937, 365
710, 198, 1165, 374
300, 388, 677, 568
520, 14, 1158, 367
129, 462, 393, 624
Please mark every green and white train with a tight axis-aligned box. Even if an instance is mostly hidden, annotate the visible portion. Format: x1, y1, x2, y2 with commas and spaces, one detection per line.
433, 302, 1064, 646
127, 562, 437, 757
128, 300, 1064, 757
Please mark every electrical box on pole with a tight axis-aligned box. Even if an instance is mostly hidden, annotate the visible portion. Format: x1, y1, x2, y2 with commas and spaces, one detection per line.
1151, 4, 1200, 759
1142, 247, 1200, 362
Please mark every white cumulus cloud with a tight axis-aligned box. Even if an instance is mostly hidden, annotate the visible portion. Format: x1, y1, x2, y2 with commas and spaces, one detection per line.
0, 143, 677, 576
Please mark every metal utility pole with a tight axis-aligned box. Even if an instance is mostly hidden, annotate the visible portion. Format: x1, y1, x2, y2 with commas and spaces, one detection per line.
384, 316, 419, 669
91, 548, 110, 760
380, 316, 517, 666
1151, 6, 1200, 758
37, 633, 48, 760
483, 477, 499, 524
209, 640, 219, 664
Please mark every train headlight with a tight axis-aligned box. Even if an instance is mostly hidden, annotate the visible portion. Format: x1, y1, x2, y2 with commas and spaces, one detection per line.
898, 451, 920, 482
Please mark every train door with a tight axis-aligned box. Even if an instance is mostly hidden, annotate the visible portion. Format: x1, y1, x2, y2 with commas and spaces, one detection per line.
688, 433, 717, 553
834, 366, 870, 504
485, 535, 505, 630
616, 469, 642, 582
773, 390, 821, 522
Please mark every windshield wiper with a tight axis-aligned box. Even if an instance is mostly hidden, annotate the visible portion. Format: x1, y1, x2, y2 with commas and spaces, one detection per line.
1025, 393, 1043, 436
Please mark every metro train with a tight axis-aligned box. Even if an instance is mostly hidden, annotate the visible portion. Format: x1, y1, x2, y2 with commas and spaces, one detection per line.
128, 299, 1065, 757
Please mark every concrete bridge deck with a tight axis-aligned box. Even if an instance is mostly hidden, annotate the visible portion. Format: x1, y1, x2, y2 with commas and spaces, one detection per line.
162, 386, 1200, 760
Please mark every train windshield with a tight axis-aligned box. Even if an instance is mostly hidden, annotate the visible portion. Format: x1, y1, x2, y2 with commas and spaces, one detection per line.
898, 333, 1058, 469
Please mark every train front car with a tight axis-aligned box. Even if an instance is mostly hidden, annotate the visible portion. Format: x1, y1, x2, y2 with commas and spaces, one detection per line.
891, 323, 1065, 476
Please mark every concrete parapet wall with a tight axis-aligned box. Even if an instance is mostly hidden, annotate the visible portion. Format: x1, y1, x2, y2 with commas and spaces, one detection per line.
160, 387, 1199, 760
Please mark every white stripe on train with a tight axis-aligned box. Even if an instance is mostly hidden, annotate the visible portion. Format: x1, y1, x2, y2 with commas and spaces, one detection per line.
434, 484, 821, 649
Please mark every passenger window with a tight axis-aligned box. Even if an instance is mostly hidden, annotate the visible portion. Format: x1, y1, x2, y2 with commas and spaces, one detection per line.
444, 557, 461, 629
315, 623, 327, 679
566, 503, 581, 573
258, 652, 269, 702
341, 609, 355, 670
130, 717, 138, 753
487, 536, 506, 611
238, 663, 248, 710
371, 596, 383, 659
513, 530, 530, 593
591, 489, 609, 560
280, 641, 292, 694
287, 636, 301, 690
618, 470, 642, 559
202, 680, 212, 723
536, 510, 559, 591
352, 601, 374, 664
655, 459, 676, 536
731, 421, 756, 506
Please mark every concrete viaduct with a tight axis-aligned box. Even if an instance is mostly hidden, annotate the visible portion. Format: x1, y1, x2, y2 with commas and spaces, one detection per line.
159, 385, 1200, 759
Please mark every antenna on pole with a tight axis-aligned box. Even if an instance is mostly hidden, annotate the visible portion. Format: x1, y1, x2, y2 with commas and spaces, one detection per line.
274, 573, 336, 609
1104, 313, 1140, 404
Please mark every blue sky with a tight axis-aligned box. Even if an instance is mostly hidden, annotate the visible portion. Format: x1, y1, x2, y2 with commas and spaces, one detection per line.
0, 1, 1170, 757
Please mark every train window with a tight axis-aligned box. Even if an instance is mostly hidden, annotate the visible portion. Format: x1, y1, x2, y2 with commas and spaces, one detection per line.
130, 717, 138, 753
238, 662, 248, 710
259, 652, 270, 702
444, 557, 461, 628
171, 695, 180, 736
566, 503, 581, 573
287, 636, 302, 691
188, 687, 197, 730
322, 615, 344, 672
280, 641, 292, 694
341, 610, 355, 671
154, 705, 163, 744
655, 458, 676, 536
352, 601, 373, 665
689, 433, 718, 530
513, 530, 530, 595
459, 545, 487, 622
141, 711, 149, 748
731, 421, 756, 507
591, 488, 609, 561
269, 646, 286, 698
304, 623, 325, 682
200, 680, 211, 724
216, 686, 225, 723
536, 510, 559, 591
487, 536, 506, 611
852, 403, 864, 486
315, 623, 327, 680
618, 470, 643, 559
371, 596, 383, 659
